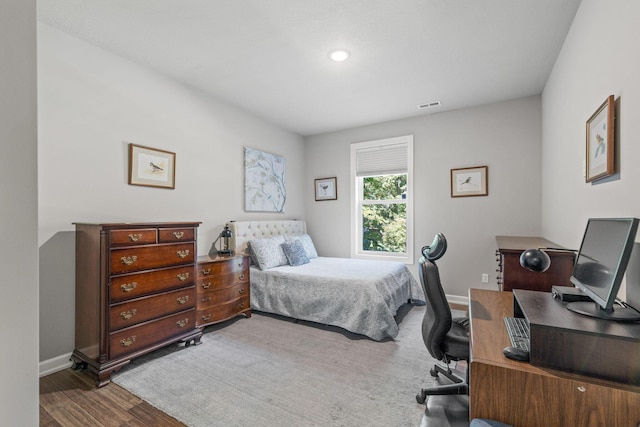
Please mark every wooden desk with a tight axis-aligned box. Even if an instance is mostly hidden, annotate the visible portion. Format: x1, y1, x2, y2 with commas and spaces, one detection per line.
468, 288, 640, 427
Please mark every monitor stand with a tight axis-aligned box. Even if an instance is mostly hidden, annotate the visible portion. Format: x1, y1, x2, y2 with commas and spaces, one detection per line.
566, 301, 640, 321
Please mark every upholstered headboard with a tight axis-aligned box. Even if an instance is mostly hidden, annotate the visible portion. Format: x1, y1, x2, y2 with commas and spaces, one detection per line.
228, 220, 307, 256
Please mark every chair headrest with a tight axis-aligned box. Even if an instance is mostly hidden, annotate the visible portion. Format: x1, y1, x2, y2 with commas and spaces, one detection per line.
421, 233, 447, 261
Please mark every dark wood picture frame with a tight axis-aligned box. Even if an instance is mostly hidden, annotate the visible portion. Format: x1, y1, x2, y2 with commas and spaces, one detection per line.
450, 166, 488, 197
586, 95, 615, 183
314, 177, 337, 201
128, 143, 176, 189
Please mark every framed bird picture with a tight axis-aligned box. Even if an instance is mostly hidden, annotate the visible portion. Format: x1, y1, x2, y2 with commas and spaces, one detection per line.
585, 95, 615, 183
315, 177, 337, 201
128, 143, 176, 189
451, 166, 488, 197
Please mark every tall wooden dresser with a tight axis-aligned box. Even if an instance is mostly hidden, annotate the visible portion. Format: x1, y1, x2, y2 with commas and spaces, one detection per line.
72, 222, 203, 386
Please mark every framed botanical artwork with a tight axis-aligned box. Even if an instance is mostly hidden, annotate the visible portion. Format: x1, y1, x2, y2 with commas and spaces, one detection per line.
586, 95, 615, 183
315, 177, 337, 201
128, 143, 176, 189
451, 166, 488, 197
244, 147, 286, 212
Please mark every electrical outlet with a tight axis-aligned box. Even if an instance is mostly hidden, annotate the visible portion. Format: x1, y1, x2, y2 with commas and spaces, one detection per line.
482, 273, 489, 283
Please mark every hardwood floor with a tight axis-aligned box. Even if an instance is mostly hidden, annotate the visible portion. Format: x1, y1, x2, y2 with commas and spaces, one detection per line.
39, 368, 185, 427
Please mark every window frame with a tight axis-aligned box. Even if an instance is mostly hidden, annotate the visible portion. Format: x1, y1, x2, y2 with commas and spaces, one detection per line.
350, 135, 414, 263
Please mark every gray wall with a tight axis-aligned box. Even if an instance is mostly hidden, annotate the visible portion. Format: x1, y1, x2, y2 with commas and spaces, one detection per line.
304, 96, 543, 299
541, 1, 640, 298
0, 0, 39, 424
38, 24, 306, 364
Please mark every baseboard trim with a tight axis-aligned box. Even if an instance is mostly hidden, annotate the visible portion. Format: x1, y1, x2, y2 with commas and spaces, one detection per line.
40, 352, 72, 377
446, 294, 469, 307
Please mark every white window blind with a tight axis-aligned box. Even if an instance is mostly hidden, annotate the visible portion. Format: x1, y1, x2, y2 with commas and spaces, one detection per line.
355, 142, 409, 177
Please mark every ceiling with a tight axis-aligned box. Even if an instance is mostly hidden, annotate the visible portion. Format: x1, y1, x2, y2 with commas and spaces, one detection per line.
37, 0, 582, 136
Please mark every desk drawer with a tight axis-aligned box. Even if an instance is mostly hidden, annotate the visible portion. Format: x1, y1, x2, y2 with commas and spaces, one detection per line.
110, 287, 195, 330
110, 242, 195, 274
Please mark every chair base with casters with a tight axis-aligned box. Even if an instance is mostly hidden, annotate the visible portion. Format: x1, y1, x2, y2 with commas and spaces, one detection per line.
415, 233, 470, 405
415, 348, 469, 404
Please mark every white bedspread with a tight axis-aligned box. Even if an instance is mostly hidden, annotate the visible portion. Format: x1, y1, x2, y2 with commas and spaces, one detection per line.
249, 257, 424, 341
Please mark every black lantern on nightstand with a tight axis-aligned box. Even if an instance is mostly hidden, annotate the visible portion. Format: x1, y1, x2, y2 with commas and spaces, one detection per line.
213, 224, 234, 256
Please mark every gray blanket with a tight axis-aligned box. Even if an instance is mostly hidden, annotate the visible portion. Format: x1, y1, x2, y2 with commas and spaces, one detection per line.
249, 257, 424, 340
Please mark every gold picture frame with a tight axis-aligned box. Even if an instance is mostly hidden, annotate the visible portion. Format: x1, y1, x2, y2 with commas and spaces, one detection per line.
128, 143, 176, 189
451, 166, 488, 198
586, 95, 615, 183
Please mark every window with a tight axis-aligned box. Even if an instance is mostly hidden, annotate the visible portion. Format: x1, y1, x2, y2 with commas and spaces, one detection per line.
350, 135, 413, 263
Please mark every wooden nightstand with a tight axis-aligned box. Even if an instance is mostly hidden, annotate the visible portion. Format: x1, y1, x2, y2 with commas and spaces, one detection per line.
195, 254, 251, 328
495, 236, 575, 292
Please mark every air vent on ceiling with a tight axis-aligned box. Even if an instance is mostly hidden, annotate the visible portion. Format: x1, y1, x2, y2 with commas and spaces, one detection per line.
417, 101, 442, 109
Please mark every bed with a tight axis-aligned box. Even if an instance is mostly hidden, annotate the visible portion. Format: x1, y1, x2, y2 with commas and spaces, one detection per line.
228, 220, 424, 341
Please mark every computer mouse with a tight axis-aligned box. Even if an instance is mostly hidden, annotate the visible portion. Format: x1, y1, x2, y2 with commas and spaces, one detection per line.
502, 346, 530, 362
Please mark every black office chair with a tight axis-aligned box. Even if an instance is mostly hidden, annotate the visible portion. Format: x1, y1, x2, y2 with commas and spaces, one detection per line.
416, 233, 470, 404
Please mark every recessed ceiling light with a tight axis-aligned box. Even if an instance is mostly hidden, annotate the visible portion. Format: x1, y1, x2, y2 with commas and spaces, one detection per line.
329, 49, 350, 62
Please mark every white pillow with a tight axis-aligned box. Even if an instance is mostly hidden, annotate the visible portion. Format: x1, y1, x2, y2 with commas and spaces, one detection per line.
286, 234, 318, 259
248, 235, 288, 270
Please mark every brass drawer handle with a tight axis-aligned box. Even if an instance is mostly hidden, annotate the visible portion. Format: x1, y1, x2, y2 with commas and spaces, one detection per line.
176, 318, 189, 328
121, 336, 136, 347
202, 282, 211, 289
201, 268, 211, 275
238, 288, 245, 295
239, 274, 245, 280
176, 295, 189, 305
201, 296, 212, 303
177, 250, 189, 259
201, 314, 211, 322
238, 302, 245, 309
120, 309, 137, 320
128, 233, 142, 242
173, 231, 184, 239
120, 282, 137, 292
177, 272, 190, 281
120, 255, 137, 266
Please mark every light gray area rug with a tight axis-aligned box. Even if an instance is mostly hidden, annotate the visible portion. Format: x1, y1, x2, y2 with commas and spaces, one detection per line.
112, 305, 469, 427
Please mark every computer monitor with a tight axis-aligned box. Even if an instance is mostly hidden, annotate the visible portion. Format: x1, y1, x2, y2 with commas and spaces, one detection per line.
568, 217, 640, 321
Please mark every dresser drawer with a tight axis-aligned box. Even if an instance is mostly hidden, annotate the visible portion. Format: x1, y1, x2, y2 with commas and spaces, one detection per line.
110, 242, 195, 274
110, 287, 195, 330
197, 283, 249, 309
158, 227, 195, 243
197, 270, 248, 292
109, 309, 195, 359
110, 265, 194, 303
198, 257, 248, 278
110, 229, 157, 246
197, 296, 249, 325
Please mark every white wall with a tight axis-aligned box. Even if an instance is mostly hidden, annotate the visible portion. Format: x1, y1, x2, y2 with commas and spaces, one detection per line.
305, 96, 543, 299
0, 0, 39, 424
541, 1, 640, 296
38, 24, 306, 363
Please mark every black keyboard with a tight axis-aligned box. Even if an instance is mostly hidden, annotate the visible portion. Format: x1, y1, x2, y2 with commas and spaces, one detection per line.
504, 317, 530, 352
